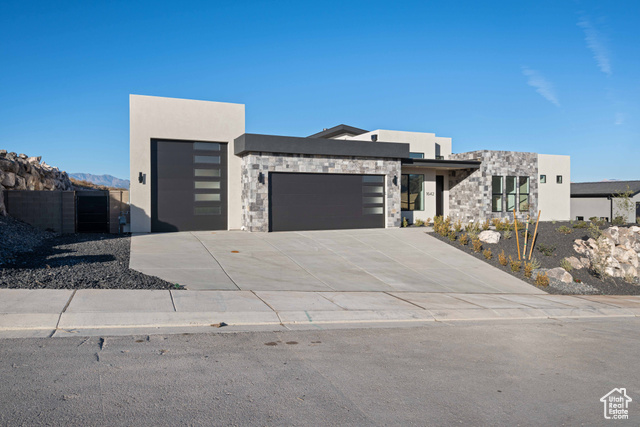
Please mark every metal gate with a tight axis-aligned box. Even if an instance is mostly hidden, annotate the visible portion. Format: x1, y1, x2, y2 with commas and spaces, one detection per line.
76, 191, 109, 233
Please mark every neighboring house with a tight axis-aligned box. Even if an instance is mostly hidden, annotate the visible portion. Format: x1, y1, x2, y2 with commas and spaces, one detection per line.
571, 180, 640, 223
130, 95, 570, 233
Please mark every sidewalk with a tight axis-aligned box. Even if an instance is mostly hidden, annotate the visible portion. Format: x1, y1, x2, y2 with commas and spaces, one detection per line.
1, 288, 639, 338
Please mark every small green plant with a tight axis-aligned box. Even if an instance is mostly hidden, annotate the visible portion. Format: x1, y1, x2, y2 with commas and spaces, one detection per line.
535, 272, 549, 287
560, 258, 573, 272
529, 257, 541, 270
448, 231, 457, 241
472, 238, 482, 253
523, 261, 534, 278
459, 233, 469, 246
414, 219, 424, 227
402, 217, 409, 228
503, 230, 512, 239
588, 222, 602, 239
556, 225, 572, 235
589, 216, 606, 227
491, 218, 501, 229
574, 278, 582, 283
551, 220, 557, 225
482, 219, 490, 231
509, 256, 521, 272
612, 216, 626, 226
624, 273, 636, 284
498, 250, 508, 266
454, 220, 463, 233
537, 243, 556, 257
573, 221, 588, 229
425, 217, 432, 225
483, 248, 493, 260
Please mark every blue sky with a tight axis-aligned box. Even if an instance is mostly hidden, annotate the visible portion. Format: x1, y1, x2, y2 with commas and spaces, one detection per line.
1, 0, 638, 182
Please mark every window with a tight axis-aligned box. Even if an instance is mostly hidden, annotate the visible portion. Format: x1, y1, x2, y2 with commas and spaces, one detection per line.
194, 169, 220, 177
519, 177, 530, 211
193, 142, 220, 151
195, 206, 221, 215
556, 175, 563, 184
540, 175, 546, 183
194, 155, 220, 164
576, 216, 584, 221
492, 176, 503, 212
401, 174, 424, 211
194, 181, 221, 189
409, 152, 424, 159
506, 176, 517, 212
194, 194, 220, 202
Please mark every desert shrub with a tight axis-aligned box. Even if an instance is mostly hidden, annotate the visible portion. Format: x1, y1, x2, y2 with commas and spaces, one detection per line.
556, 225, 572, 235
459, 233, 469, 246
529, 257, 541, 270
437, 216, 452, 236
509, 256, 521, 272
482, 219, 491, 231
573, 221, 588, 229
498, 250, 508, 266
501, 219, 513, 231
414, 219, 424, 227
560, 258, 573, 272
454, 220, 463, 233
588, 222, 602, 239
589, 217, 606, 227
448, 231, 457, 241
612, 216, 626, 226
472, 238, 482, 253
491, 218, 501, 229
535, 272, 549, 287
624, 273, 636, 284
523, 261, 534, 278
504, 230, 512, 239
537, 243, 556, 256
402, 217, 409, 228
483, 248, 493, 260
425, 217, 432, 225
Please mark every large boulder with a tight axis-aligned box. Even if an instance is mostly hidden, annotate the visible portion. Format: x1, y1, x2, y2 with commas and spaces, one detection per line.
1, 172, 15, 188
602, 227, 620, 245
565, 256, 584, 270
478, 230, 501, 244
546, 267, 573, 284
0, 185, 5, 216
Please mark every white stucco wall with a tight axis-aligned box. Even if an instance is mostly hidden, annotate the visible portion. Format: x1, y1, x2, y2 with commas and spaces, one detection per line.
129, 95, 245, 233
537, 154, 570, 221
570, 197, 611, 221
344, 130, 452, 159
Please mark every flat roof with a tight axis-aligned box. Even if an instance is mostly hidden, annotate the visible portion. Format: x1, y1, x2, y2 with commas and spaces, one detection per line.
307, 124, 369, 139
401, 158, 481, 170
235, 133, 409, 159
571, 180, 640, 197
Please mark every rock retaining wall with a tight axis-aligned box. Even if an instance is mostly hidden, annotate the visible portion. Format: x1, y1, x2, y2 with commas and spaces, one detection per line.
0, 150, 72, 216
573, 226, 640, 279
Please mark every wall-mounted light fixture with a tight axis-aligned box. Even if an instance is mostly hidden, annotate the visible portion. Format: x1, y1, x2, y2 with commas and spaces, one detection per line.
393, 175, 398, 186
371, 134, 378, 142
258, 172, 265, 184
138, 172, 146, 184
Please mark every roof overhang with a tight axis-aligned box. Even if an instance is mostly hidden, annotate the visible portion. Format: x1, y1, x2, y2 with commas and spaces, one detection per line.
235, 133, 410, 159
401, 158, 481, 170
307, 124, 369, 139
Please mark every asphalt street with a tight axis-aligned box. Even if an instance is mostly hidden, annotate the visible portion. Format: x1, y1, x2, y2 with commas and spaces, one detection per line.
0, 318, 638, 426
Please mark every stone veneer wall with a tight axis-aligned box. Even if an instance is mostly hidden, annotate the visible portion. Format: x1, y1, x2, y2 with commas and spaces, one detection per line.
241, 153, 402, 232
448, 150, 538, 222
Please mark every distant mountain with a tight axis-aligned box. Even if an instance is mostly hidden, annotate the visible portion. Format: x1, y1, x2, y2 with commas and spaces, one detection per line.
69, 173, 129, 189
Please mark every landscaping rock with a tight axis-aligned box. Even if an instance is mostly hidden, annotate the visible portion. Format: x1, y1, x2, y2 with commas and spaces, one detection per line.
478, 230, 501, 244
566, 256, 584, 270
0, 150, 72, 193
546, 267, 573, 284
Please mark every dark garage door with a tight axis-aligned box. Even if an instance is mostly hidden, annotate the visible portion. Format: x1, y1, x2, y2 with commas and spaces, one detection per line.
269, 173, 385, 232
151, 140, 227, 232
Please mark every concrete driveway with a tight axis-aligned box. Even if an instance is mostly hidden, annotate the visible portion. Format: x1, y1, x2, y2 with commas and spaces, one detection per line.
130, 228, 544, 294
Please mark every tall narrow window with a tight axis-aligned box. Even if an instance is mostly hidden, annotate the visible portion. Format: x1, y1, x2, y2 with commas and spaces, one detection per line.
401, 174, 424, 211
556, 175, 563, 184
492, 176, 503, 212
519, 176, 530, 211
540, 175, 546, 184
506, 176, 517, 212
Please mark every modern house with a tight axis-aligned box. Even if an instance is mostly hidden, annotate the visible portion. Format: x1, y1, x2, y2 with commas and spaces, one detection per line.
130, 95, 571, 233
571, 180, 640, 223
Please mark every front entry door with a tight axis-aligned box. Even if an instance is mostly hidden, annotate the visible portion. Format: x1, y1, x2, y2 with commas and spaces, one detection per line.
151, 140, 227, 232
435, 175, 444, 217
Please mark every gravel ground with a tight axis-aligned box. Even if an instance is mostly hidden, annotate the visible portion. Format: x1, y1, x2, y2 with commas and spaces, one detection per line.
0, 223, 180, 289
428, 221, 640, 295
0, 215, 54, 266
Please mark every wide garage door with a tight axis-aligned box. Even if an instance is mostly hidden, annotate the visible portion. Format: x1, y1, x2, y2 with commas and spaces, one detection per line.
269, 173, 385, 232
151, 140, 227, 232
